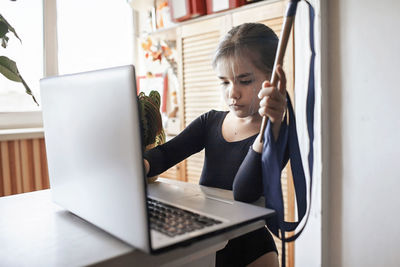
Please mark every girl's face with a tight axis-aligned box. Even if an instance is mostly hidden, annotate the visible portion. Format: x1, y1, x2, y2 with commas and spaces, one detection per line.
215, 56, 269, 119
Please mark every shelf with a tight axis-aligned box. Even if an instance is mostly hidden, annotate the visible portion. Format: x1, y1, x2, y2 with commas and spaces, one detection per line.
145, 0, 283, 41
145, 26, 177, 41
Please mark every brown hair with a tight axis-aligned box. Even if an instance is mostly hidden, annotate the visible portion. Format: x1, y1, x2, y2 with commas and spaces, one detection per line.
212, 23, 278, 75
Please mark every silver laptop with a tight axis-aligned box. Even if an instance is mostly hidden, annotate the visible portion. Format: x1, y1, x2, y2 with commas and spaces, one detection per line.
40, 65, 275, 254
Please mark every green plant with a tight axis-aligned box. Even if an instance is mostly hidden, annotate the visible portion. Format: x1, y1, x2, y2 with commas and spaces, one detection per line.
0, 13, 38, 105
138, 90, 165, 150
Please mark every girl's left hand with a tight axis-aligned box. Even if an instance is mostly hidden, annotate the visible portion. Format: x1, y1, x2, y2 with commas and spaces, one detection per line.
258, 65, 287, 123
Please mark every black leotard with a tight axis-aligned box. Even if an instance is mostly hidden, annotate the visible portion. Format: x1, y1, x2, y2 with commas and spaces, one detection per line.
144, 110, 288, 266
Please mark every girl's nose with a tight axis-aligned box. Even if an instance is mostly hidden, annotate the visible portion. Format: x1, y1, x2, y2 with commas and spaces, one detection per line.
229, 83, 240, 99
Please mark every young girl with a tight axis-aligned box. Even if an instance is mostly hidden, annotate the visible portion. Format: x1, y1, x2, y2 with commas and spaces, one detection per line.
144, 23, 287, 267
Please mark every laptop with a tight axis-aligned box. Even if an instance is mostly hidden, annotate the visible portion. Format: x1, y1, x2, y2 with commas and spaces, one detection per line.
40, 65, 275, 254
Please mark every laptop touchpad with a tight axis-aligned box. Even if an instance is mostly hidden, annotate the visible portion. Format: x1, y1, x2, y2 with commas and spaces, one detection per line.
147, 181, 202, 201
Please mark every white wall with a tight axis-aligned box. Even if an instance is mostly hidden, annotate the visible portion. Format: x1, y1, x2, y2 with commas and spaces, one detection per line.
323, 0, 400, 266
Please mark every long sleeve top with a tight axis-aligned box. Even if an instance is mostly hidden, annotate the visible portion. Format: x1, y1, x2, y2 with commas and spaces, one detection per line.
144, 110, 288, 203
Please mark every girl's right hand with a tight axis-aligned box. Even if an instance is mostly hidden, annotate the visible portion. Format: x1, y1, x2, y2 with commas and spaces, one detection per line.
258, 65, 287, 141
257, 65, 287, 124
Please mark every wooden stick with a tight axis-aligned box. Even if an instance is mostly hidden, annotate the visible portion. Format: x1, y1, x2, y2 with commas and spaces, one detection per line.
259, 0, 299, 142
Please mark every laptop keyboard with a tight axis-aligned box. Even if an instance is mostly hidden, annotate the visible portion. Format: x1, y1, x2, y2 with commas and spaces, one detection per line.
147, 198, 222, 237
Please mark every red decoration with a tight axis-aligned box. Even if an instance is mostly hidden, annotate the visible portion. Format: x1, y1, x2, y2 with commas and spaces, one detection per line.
169, 0, 206, 22
205, 0, 246, 14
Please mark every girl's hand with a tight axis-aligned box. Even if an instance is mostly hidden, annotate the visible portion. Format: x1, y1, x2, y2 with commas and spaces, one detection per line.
258, 65, 287, 123
258, 65, 287, 140
144, 159, 150, 175
144, 159, 158, 183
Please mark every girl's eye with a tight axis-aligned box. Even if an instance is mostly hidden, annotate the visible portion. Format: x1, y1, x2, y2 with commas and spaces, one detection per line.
220, 81, 230, 86
240, 80, 253, 85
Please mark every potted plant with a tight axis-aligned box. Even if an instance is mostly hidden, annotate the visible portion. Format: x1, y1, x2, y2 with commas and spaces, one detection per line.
138, 90, 166, 182
0, 13, 38, 105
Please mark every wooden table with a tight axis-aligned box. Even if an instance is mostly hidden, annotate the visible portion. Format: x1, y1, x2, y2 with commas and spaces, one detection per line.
0, 178, 266, 267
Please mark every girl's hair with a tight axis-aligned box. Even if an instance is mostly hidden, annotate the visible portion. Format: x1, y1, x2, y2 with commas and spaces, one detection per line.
212, 23, 278, 74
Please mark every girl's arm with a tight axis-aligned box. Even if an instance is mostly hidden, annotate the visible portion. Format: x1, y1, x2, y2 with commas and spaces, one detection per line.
232, 147, 263, 202
233, 115, 288, 202
143, 112, 209, 177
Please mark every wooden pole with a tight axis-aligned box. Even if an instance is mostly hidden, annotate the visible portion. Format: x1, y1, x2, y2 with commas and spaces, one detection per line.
259, 0, 299, 141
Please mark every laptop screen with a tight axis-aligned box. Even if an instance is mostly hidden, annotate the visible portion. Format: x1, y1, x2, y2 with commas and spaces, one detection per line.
41, 65, 151, 252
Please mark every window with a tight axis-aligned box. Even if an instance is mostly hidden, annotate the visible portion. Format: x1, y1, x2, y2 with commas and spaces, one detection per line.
0, 0, 134, 129
0, 0, 43, 112
56, 0, 134, 75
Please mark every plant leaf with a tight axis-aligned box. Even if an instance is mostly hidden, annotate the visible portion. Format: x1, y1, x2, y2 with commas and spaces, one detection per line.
0, 14, 21, 42
0, 56, 39, 106
0, 56, 21, 82
138, 91, 164, 148
19, 74, 39, 106
0, 21, 9, 48
1, 35, 9, 48
0, 21, 8, 38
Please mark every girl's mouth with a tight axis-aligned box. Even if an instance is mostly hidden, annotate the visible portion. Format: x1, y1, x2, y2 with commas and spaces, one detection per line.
230, 104, 243, 110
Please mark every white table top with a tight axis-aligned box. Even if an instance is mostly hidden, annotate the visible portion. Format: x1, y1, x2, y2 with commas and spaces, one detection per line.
0, 178, 266, 267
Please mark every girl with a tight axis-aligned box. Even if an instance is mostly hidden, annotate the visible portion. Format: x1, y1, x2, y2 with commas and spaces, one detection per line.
144, 23, 287, 267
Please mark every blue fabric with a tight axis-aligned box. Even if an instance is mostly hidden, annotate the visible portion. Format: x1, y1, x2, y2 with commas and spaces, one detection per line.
261, 1, 315, 266
261, 118, 288, 237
